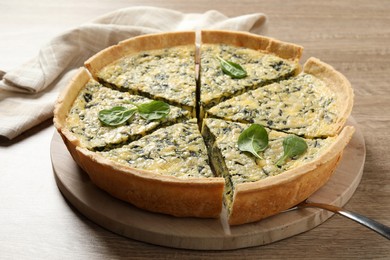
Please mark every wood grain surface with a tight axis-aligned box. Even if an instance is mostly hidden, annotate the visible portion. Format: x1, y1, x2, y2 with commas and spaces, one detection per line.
1, 0, 390, 259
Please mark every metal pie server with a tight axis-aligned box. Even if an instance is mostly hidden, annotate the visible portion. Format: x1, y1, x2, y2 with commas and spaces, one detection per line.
290, 201, 390, 240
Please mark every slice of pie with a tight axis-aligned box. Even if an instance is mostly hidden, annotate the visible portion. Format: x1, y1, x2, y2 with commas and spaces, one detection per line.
199, 30, 303, 111
99, 119, 214, 178
85, 31, 197, 116
74, 119, 225, 218
55, 68, 191, 151
202, 118, 355, 225
207, 57, 354, 137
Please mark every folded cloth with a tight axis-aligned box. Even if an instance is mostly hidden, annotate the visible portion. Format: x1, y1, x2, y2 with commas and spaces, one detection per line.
0, 6, 266, 139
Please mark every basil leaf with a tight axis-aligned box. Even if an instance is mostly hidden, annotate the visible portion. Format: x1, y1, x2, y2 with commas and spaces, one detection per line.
276, 135, 308, 166
129, 100, 170, 121
217, 56, 247, 79
237, 124, 268, 159
98, 106, 137, 126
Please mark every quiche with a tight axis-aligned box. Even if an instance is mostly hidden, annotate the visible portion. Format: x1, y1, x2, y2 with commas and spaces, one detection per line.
81, 119, 225, 217
202, 118, 354, 225
207, 57, 353, 138
53, 30, 355, 225
85, 31, 197, 116
99, 119, 214, 179
200, 30, 303, 111
64, 68, 191, 151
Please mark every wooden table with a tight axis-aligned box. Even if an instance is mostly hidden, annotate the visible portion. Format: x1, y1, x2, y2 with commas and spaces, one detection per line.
1, 0, 389, 258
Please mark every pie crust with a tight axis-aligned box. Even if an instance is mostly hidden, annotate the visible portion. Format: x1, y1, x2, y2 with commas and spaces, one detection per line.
302, 57, 354, 136
53, 30, 355, 224
201, 30, 303, 61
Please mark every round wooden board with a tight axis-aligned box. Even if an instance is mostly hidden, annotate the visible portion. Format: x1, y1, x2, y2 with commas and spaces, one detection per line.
50, 118, 365, 250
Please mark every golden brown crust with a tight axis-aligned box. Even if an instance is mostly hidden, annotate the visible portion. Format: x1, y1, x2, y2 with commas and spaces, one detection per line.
201, 30, 303, 61
53, 68, 90, 129
85, 31, 196, 79
75, 147, 225, 218
228, 126, 355, 225
304, 57, 354, 136
53, 68, 91, 163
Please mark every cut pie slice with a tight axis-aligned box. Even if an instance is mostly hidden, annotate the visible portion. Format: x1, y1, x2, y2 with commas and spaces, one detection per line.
54, 68, 191, 151
99, 119, 213, 178
199, 30, 303, 111
207, 57, 354, 138
202, 118, 355, 225
74, 119, 225, 218
85, 32, 197, 116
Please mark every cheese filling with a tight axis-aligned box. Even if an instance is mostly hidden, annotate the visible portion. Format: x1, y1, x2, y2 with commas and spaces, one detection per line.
97, 45, 196, 115
200, 44, 299, 109
99, 120, 214, 178
66, 80, 191, 151
207, 74, 339, 137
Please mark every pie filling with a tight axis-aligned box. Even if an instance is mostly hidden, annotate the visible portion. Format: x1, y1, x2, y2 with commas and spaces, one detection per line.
200, 44, 299, 110
99, 119, 214, 179
62, 33, 351, 222
207, 73, 340, 138
97, 45, 197, 116
66, 79, 191, 151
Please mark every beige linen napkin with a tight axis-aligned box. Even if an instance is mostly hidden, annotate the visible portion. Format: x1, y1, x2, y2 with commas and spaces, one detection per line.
0, 6, 266, 139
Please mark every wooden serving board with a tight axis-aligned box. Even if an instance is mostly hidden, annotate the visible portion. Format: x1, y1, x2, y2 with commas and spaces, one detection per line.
50, 118, 365, 250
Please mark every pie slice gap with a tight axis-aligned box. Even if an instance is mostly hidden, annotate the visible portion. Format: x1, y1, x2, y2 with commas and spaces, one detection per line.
85, 31, 197, 116
207, 57, 354, 138
54, 68, 191, 152
202, 118, 355, 225
199, 30, 303, 112
75, 119, 225, 218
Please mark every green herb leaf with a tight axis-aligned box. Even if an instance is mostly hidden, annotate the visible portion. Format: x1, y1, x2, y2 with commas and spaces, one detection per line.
129, 100, 170, 121
98, 106, 137, 126
217, 56, 247, 79
276, 135, 308, 166
237, 124, 268, 159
